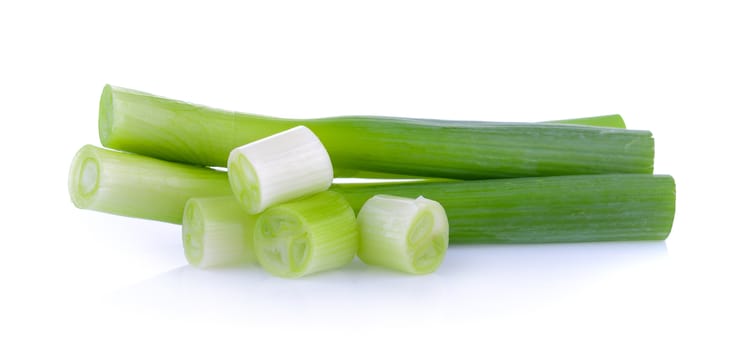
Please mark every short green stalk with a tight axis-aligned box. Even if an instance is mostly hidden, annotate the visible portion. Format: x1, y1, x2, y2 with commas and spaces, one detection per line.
68, 145, 232, 224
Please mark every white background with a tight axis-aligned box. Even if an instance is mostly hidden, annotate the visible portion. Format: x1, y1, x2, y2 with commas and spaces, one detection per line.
2, 1, 739, 349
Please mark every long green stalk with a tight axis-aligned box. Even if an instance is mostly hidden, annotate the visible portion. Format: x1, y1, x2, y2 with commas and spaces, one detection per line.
336, 114, 626, 180
68, 145, 232, 224
70, 147, 675, 244
99, 85, 652, 179
334, 174, 676, 243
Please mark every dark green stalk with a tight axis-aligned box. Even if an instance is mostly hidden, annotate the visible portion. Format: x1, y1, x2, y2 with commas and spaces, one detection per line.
333, 174, 675, 243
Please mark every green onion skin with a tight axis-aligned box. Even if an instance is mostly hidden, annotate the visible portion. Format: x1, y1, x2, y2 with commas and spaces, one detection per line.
182, 196, 258, 268
68, 145, 232, 224
253, 191, 358, 278
99, 85, 652, 179
334, 174, 676, 244
546, 114, 626, 128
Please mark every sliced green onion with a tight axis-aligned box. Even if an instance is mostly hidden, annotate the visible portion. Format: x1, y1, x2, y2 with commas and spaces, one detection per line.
68, 145, 232, 224
357, 195, 449, 274
335, 174, 676, 244
253, 191, 358, 278
182, 196, 258, 268
99, 85, 653, 179
227, 125, 333, 214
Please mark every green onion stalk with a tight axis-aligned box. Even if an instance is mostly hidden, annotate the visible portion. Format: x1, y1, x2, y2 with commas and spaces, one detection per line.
68, 145, 232, 224
334, 174, 676, 243
69, 147, 675, 244
99, 85, 651, 180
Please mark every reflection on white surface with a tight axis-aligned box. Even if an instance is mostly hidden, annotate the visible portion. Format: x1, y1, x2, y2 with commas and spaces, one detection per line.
109, 241, 667, 326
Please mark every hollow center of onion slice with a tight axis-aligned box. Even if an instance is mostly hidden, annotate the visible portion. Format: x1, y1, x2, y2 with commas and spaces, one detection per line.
79, 158, 99, 196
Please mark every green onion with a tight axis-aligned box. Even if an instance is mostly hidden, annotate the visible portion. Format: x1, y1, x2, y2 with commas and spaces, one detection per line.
261, 115, 627, 182
335, 174, 676, 244
70, 147, 675, 244
99, 85, 653, 179
357, 195, 449, 274
68, 145, 232, 224
182, 196, 258, 268
253, 191, 358, 278
314, 114, 627, 180
228, 125, 333, 214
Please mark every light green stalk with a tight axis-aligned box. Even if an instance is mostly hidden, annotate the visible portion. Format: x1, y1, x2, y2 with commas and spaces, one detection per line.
68, 145, 232, 224
99, 85, 651, 179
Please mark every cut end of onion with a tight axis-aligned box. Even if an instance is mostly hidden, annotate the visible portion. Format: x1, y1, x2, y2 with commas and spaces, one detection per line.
254, 192, 358, 278
182, 200, 205, 266
255, 209, 313, 278
68, 145, 101, 209
227, 152, 263, 214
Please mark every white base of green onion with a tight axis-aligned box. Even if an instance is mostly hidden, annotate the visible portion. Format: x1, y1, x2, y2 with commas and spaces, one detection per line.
182, 196, 258, 268
357, 195, 449, 274
253, 191, 358, 278
228, 126, 333, 214
68, 145, 232, 223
